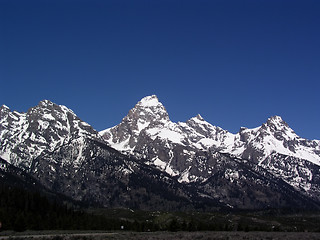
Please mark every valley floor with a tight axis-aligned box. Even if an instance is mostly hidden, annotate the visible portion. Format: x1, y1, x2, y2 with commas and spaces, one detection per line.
1, 231, 320, 240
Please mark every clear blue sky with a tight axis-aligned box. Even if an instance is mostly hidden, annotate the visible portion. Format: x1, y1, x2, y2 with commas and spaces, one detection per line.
1, 0, 319, 140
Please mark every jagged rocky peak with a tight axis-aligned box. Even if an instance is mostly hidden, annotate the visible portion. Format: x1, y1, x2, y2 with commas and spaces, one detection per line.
186, 114, 212, 134
260, 115, 297, 139
189, 114, 205, 122
188, 114, 224, 130
100, 95, 171, 150
27, 100, 70, 132
266, 115, 289, 129
0, 99, 101, 169
0, 104, 10, 111
11, 99, 97, 140
0, 105, 10, 117
33, 100, 60, 114
31, 100, 76, 116
127, 95, 170, 124
187, 114, 210, 126
39, 99, 55, 107
119, 95, 170, 131
138, 95, 161, 107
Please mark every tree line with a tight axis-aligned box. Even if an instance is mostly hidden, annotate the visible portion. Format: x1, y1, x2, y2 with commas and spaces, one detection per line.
1, 182, 319, 232
0, 182, 256, 232
0, 183, 125, 232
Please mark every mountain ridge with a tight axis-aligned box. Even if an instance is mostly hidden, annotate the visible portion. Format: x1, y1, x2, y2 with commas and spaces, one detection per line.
101, 95, 320, 166
101, 95, 320, 203
1, 96, 320, 210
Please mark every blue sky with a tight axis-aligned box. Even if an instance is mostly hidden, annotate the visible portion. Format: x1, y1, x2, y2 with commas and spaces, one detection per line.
1, 0, 319, 140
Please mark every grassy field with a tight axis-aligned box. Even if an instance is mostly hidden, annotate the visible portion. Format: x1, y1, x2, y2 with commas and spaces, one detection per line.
1, 231, 320, 240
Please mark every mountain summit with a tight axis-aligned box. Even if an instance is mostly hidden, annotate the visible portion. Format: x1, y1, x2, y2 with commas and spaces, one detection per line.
100, 95, 171, 152
131, 94, 170, 124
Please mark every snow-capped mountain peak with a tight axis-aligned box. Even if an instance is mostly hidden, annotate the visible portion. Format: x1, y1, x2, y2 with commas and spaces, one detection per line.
267, 115, 285, 123
0, 105, 11, 118
189, 114, 205, 122
39, 99, 55, 106
139, 95, 161, 107
132, 95, 170, 122
100, 95, 173, 152
264, 115, 291, 132
0, 104, 10, 110
231, 116, 320, 166
0, 100, 100, 169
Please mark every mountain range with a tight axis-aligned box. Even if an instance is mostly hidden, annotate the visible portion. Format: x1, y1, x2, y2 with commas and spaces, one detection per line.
1, 95, 320, 210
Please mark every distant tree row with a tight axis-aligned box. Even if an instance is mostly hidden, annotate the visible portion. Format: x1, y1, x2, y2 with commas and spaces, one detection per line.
0, 181, 270, 232
1, 182, 319, 232
0, 183, 127, 232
